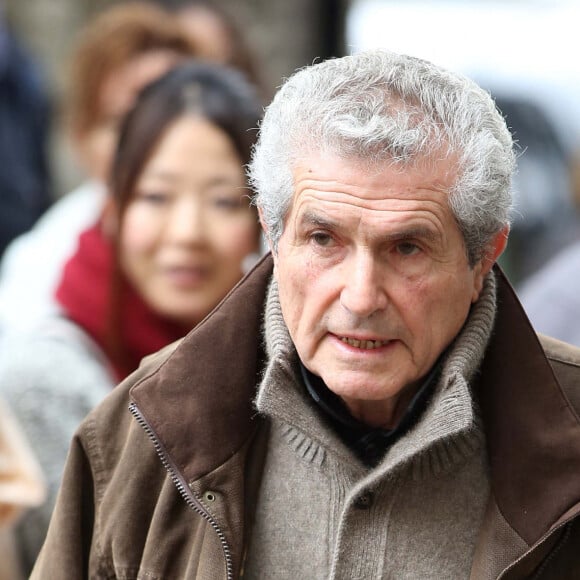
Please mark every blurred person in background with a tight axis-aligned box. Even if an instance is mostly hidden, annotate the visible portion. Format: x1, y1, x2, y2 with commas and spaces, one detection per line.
519, 239, 580, 347
0, 60, 263, 574
0, 397, 44, 580
0, 1, 52, 258
0, 1, 201, 339
166, 0, 267, 97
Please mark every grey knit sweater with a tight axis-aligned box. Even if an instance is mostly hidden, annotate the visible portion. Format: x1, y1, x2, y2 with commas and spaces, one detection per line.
0, 317, 114, 574
244, 273, 497, 579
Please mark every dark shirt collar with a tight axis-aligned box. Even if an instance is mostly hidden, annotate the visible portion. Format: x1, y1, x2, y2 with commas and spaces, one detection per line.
300, 360, 441, 467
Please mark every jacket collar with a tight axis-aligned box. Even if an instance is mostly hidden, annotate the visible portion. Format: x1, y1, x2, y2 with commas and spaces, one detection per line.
130, 256, 580, 544
476, 266, 580, 545
129, 253, 272, 483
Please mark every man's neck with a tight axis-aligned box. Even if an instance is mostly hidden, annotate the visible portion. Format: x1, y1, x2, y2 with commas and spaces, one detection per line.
300, 362, 440, 467
340, 384, 420, 429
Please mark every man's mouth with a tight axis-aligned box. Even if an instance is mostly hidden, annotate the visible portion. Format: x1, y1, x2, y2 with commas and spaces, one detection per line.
339, 337, 390, 350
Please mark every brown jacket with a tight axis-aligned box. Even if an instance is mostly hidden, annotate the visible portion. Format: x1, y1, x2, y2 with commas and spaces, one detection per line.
31, 255, 580, 579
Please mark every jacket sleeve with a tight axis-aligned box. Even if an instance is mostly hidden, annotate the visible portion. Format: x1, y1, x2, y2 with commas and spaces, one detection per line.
30, 425, 97, 580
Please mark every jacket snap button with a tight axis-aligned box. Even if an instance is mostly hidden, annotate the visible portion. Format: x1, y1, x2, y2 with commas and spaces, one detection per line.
203, 491, 217, 503
354, 492, 373, 510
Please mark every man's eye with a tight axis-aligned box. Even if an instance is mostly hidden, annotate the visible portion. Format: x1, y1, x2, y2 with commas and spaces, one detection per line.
311, 231, 334, 247
396, 242, 420, 256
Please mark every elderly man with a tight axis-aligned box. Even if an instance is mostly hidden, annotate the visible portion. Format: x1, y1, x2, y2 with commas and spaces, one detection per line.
32, 51, 580, 579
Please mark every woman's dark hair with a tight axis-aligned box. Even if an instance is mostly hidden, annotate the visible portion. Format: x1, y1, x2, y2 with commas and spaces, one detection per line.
106, 60, 264, 373
110, 59, 264, 220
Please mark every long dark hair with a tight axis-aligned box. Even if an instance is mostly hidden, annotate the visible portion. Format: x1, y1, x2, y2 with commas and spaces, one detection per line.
106, 61, 264, 373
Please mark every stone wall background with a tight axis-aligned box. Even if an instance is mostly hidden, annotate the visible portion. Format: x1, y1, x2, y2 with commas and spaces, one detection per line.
4, 0, 349, 193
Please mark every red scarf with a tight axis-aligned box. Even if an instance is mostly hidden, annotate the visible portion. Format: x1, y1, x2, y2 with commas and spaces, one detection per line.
56, 223, 187, 381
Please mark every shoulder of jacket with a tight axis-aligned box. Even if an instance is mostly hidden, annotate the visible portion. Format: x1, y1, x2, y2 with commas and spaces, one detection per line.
539, 334, 580, 416
539, 334, 580, 368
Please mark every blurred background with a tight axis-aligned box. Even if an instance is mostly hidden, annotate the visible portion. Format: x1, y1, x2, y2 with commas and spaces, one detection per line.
3, 0, 349, 199
4, 0, 580, 286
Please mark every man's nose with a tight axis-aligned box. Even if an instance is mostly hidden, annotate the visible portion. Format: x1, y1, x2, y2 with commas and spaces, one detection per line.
339, 252, 388, 318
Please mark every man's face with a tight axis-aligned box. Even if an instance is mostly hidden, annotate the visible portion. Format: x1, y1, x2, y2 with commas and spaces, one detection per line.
271, 153, 500, 428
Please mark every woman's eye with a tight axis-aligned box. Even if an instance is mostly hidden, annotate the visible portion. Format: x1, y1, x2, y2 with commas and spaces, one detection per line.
396, 241, 420, 256
137, 191, 170, 205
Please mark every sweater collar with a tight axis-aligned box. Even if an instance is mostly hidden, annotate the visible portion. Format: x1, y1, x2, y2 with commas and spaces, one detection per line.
300, 358, 441, 467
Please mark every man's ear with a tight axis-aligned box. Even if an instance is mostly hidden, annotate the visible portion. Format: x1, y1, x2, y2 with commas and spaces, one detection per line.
471, 225, 509, 302
258, 206, 274, 254
257, 206, 279, 276
483, 225, 509, 272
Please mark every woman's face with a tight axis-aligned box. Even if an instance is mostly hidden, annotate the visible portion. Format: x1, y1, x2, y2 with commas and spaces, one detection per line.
119, 115, 260, 327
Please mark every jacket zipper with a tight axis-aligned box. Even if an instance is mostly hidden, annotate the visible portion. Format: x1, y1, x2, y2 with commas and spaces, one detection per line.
129, 401, 234, 580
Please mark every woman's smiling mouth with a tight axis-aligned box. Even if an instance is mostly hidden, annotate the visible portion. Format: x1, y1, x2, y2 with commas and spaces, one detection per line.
163, 265, 210, 288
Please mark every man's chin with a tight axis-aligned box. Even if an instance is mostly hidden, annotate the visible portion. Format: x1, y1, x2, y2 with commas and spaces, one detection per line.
321, 373, 408, 404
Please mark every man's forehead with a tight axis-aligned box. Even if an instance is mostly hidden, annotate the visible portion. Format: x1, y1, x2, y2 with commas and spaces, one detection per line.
289, 158, 456, 210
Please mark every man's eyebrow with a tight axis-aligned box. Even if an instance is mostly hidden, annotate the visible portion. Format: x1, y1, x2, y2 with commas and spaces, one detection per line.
299, 211, 439, 242
381, 227, 439, 243
298, 211, 338, 229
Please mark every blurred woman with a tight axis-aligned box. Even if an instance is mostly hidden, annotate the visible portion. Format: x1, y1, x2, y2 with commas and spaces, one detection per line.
0, 61, 263, 573
167, 0, 267, 96
0, 1, 201, 338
